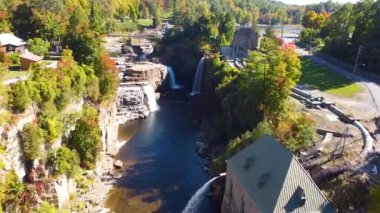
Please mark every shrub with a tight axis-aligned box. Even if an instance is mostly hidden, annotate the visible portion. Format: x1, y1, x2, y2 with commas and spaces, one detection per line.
8, 81, 31, 113
48, 147, 80, 177
38, 102, 63, 143
21, 124, 45, 161
1, 170, 25, 209
27, 38, 50, 57
36, 201, 58, 213
9, 53, 19, 65
68, 106, 102, 169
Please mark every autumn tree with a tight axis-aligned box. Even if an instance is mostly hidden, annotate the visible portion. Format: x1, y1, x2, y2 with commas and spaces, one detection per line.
94, 53, 119, 102
302, 10, 329, 29
0, 5, 11, 32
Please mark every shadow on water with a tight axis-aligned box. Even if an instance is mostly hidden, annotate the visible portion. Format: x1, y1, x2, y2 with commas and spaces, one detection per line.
105, 93, 212, 213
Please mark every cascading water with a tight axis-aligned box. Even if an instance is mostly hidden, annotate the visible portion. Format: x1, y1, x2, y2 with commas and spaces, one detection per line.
190, 57, 206, 96
182, 173, 226, 213
167, 66, 182, 89
142, 84, 159, 111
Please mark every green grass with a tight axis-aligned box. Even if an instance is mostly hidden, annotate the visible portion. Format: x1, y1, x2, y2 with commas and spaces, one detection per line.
3, 70, 29, 81
299, 57, 362, 97
137, 19, 153, 27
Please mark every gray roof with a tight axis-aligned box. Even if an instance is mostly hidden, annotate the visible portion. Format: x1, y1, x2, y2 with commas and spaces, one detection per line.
0, 33, 26, 46
226, 135, 335, 213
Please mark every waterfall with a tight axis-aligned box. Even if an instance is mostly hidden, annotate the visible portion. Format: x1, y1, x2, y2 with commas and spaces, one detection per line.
182, 173, 226, 213
190, 57, 206, 96
167, 66, 182, 89
142, 84, 159, 112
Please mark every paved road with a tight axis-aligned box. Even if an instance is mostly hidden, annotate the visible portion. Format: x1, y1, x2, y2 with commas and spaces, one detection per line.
296, 47, 380, 117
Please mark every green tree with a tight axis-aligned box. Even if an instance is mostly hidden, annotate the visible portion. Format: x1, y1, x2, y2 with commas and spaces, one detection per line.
27, 38, 51, 57
152, 6, 162, 28
369, 184, 380, 212
63, 7, 102, 65
218, 12, 235, 45
27, 64, 58, 106
36, 201, 58, 213
21, 123, 45, 161
68, 106, 102, 169
39, 103, 63, 143
1, 170, 24, 210
8, 82, 31, 113
48, 147, 80, 177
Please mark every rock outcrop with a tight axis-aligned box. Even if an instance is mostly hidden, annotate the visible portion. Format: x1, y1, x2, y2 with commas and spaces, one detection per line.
44, 175, 77, 208
122, 62, 167, 89
2, 107, 36, 179
99, 101, 119, 155
116, 60, 167, 124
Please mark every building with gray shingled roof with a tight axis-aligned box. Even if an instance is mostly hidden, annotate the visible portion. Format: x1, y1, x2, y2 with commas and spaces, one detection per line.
221, 135, 335, 213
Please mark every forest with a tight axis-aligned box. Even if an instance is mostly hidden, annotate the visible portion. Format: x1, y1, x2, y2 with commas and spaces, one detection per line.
0, 0, 379, 212
300, 0, 380, 73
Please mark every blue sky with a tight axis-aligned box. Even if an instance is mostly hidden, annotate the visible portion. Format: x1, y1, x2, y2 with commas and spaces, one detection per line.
278, 0, 359, 5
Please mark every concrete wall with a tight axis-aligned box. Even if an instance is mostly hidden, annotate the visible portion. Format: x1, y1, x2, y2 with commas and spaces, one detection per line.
222, 167, 261, 213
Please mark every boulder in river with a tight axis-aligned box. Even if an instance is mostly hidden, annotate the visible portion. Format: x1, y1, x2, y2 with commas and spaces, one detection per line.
113, 160, 123, 169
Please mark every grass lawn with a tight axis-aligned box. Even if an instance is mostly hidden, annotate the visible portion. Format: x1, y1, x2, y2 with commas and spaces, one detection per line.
137, 19, 153, 27
3, 70, 29, 81
299, 57, 362, 97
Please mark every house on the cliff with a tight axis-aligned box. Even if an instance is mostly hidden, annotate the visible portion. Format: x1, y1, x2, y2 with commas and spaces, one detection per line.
222, 135, 335, 213
0, 33, 26, 53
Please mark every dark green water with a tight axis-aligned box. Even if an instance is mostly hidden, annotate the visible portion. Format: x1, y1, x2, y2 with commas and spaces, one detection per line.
106, 97, 213, 213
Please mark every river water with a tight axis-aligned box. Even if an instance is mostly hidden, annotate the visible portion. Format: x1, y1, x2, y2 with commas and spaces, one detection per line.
105, 96, 213, 213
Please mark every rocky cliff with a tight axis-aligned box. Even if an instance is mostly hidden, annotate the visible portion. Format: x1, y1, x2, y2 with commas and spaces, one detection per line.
1, 107, 36, 180
122, 62, 167, 89
116, 60, 167, 124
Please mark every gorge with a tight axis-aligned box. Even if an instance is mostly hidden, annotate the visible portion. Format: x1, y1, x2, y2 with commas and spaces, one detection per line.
103, 50, 215, 212
107, 96, 213, 212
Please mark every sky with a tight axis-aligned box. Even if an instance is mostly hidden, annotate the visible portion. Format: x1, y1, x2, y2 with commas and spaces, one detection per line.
278, 0, 359, 5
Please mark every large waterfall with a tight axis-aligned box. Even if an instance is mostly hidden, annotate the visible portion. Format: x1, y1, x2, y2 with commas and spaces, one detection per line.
142, 84, 159, 111
182, 173, 226, 213
167, 66, 182, 89
190, 57, 206, 96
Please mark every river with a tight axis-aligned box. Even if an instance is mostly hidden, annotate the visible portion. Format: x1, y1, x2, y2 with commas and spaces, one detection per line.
105, 95, 213, 213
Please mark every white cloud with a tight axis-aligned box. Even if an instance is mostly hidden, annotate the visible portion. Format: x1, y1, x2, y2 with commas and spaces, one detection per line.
277, 0, 359, 5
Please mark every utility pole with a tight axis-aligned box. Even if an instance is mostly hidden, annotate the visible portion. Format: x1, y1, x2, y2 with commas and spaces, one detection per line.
309, 32, 313, 55
353, 45, 363, 76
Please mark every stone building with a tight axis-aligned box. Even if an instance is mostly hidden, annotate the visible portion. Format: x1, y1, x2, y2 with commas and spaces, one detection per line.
231, 27, 259, 58
222, 135, 335, 213
0, 33, 26, 53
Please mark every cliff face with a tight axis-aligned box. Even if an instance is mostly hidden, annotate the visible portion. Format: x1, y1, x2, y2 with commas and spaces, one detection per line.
122, 62, 167, 89
99, 101, 119, 155
2, 107, 36, 180
116, 61, 167, 124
